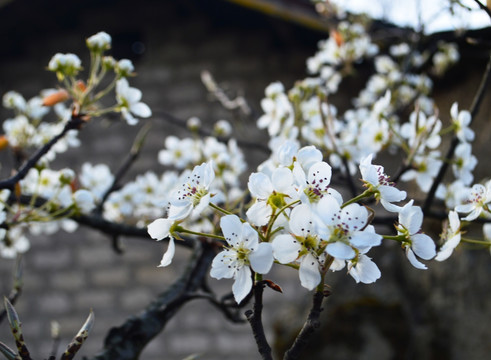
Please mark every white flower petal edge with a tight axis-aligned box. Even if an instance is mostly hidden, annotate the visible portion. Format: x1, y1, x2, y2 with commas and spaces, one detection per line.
158, 238, 175, 267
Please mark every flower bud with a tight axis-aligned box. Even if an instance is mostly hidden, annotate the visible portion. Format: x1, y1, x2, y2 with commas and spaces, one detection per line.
186, 117, 201, 131
0, 135, 9, 151
42, 89, 69, 107
102, 56, 116, 71
116, 59, 134, 78
86, 31, 112, 52
213, 119, 232, 137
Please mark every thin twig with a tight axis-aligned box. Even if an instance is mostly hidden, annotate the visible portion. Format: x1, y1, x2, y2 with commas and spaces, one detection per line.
245, 281, 272, 360
283, 290, 325, 360
0, 115, 84, 191
96, 123, 152, 213
0, 258, 23, 325
423, 51, 491, 213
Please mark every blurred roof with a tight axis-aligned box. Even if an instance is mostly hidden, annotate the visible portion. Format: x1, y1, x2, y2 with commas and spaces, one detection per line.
223, 0, 332, 32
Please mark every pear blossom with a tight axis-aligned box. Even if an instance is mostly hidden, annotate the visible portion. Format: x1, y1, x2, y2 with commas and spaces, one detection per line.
436, 180, 470, 210
147, 218, 177, 267
210, 215, 273, 303
79, 163, 114, 202
347, 254, 381, 284
450, 102, 474, 143
435, 211, 461, 261
246, 167, 296, 227
400, 151, 442, 193
359, 154, 406, 212
452, 142, 477, 186
315, 195, 382, 260
73, 189, 96, 214
115, 78, 152, 125
293, 161, 342, 205
167, 162, 215, 221
396, 201, 436, 269
455, 183, 491, 221
272, 204, 324, 290
0, 226, 30, 259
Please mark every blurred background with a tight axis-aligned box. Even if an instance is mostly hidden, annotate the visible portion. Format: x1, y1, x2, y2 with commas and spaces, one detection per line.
0, 0, 490, 359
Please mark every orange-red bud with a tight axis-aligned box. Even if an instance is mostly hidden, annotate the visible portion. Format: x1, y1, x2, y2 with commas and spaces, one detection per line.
76, 80, 87, 93
330, 30, 344, 47
42, 89, 69, 107
0, 135, 8, 151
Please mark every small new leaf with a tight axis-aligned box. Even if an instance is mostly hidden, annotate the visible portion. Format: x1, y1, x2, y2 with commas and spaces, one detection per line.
3, 298, 31, 360
60, 310, 94, 360
0, 341, 18, 360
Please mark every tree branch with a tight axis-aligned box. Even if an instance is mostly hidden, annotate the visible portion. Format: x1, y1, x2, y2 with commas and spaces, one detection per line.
88, 240, 215, 360
0, 115, 84, 191
423, 51, 491, 213
245, 281, 272, 360
283, 290, 325, 360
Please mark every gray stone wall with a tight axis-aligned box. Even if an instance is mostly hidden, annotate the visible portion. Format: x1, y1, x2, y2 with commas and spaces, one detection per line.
0, 1, 490, 359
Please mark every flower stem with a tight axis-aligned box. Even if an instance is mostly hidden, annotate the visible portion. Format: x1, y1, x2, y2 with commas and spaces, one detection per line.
461, 238, 491, 246
341, 189, 372, 208
209, 202, 235, 216
179, 228, 225, 241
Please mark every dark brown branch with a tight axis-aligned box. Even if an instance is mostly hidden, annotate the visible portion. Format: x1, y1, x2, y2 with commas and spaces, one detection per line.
245, 281, 272, 360
88, 240, 215, 360
0, 115, 84, 191
283, 290, 325, 360
423, 51, 491, 213
11, 193, 195, 249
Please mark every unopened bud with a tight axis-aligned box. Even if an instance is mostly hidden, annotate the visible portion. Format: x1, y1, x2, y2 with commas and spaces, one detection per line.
0, 135, 9, 151
42, 89, 69, 107
330, 30, 344, 47
76, 80, 87, 93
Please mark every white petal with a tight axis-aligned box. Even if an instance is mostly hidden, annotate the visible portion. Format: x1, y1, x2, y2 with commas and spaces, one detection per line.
411, 233, 436, 260
130, 102, 152, 118
297, 146, 323, 171
248, 172, 273, 198
289, 204, 314, 236
339, 203, 367, 232
272, 167, 294, 193
299, 253, 321, 290
158, 238, 175, 267
250, 243, 274, 274
272, 234, 301, 263
406, 247, 427, 269
349, 231, 382, 248
233, 266, 252, 303
241, 222, 259, 250
349, 255, 381, 284
147, 218, 173, 240
210, 250, 236, 279
220, 215, 243, 247
325, 242, 355, 260
167, 203, 193, 220
379, 185, 406, 203
246, 201, 272, 227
